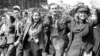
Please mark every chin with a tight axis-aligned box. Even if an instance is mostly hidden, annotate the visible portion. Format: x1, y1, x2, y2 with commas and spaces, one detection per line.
52, 13, 57, 15
80, 17, 85, 20
81, 19, 85, 20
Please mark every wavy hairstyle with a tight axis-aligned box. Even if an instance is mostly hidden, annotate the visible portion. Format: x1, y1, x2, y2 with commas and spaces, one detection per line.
31, 11, 42, 24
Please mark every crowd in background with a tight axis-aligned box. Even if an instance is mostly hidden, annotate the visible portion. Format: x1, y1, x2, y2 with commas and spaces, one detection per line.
0, 2, 100, 56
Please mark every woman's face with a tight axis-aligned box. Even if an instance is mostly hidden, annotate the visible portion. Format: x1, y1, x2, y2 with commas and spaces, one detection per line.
32, 12, 40, 23
78, 12, 88, 20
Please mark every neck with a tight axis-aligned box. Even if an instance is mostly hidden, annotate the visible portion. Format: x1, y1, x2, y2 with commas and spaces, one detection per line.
32, 20, 40, 25
79, 20, 84, 24
77, 19, 86, 24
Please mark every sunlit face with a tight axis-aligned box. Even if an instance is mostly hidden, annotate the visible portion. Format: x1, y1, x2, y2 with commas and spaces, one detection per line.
13, 10, 20, 17
49, 4, 59, 15
78, 12, 88, 20
32, 12, 40, 23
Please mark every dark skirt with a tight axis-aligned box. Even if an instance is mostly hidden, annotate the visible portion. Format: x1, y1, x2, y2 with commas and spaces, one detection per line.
93, 26, 100, 56
23, 39, 42, 56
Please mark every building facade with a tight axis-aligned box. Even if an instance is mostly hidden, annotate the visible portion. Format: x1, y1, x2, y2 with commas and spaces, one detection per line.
0, 0, 47, 9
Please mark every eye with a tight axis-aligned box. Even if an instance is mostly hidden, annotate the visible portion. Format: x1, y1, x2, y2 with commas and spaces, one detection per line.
52, 8, 57, 10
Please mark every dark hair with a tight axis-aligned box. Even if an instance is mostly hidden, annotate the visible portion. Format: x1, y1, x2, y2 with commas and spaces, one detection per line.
32, 11, 41, 17
10, 16, 16, 23
13, 8, 20, 12
49, 3, 59, 9
25, 11, 28, 15
31, 12, 41, 23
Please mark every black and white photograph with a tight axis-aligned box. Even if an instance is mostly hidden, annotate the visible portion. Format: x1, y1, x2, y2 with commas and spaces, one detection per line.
0, 0, 100, 56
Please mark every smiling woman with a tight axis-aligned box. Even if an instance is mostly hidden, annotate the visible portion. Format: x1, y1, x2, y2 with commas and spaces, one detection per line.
32, 12, 41, 23
23, 11, 45, 56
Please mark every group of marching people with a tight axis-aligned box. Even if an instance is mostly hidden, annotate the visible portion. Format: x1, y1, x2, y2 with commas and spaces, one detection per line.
0, 2, 100, 56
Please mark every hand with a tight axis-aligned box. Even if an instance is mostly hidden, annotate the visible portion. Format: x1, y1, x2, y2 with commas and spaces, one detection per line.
14, 40, 19, 46
91, 8, 96, 14
32, 32, 38, 37
88, 13, 97, 22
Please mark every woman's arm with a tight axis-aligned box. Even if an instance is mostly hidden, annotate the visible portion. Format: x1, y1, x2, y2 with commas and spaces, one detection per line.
77, 25, 89, 37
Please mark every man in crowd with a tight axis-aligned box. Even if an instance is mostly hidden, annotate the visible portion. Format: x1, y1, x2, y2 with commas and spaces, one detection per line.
12, 5, 23, 56
43, 3, 72, 56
